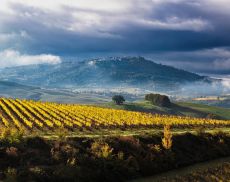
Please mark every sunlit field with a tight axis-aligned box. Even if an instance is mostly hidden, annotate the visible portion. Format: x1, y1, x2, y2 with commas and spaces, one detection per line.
0, 98, 229, 136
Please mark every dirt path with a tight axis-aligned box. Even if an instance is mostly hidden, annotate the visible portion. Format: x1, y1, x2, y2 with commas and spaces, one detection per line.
131, 157, 230, 182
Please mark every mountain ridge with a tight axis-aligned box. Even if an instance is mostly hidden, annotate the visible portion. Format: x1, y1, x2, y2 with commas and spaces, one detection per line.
0, 56, 208, 91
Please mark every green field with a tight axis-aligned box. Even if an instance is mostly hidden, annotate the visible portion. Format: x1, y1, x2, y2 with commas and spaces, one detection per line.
177, 102, 230, 120
99, 101, 230, 120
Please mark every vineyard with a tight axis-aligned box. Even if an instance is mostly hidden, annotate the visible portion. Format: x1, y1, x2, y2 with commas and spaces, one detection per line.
0, 98, 230, 182
0, 98, 229, 133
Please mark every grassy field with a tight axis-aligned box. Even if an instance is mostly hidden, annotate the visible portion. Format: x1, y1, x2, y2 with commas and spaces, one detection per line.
99, 101, 230, 120
177, 102, 230, 120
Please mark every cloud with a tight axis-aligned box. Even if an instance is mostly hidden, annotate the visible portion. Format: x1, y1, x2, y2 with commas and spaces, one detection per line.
178, 47, 230, 58
222, 78, 230, 90
0, 1, 213, 38
136, 17, 211, 31
0, 31, 31, 51
0, 33, 17, 44
0, 49, 61, 68
0, 31, 29, 43
0, 0, 230, 57
144, 47, 230, 74
214, 58, 230, 70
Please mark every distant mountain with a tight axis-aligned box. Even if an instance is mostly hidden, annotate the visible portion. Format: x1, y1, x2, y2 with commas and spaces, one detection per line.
0, 80, 40, 99
0, 57, 208, 91
0, 80, 112, 103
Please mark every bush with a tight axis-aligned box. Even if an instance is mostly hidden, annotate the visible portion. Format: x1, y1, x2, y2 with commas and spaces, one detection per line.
145, 93, 171, 107
0, 128, 24, 143
90, 141, 113, 159
112, 95, 125, 105
162, 125, 172, 150
206, 113, 219, 119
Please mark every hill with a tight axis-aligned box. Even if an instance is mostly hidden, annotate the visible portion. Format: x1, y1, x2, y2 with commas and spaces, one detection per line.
177, 102, 230, 120
192, 97, 230, 108
0, 80, 41, 99
0, 80, 111, 103
0, 57, 208, 91
99, 101, 230, 120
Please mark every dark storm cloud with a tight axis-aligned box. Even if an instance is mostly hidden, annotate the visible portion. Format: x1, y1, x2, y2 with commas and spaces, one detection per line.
0, 0, 230, 74
0, 0, 221, 53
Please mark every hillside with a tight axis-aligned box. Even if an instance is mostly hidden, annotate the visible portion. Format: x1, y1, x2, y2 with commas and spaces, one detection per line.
191, 94, 230, 108
0, 98, 229, 133
0, 80, 111, 103
99, 101, 230, 120
177, 102, 230, 120
0, 81, 41, 99
0, 57, 208, 91
0, 97, 229, 182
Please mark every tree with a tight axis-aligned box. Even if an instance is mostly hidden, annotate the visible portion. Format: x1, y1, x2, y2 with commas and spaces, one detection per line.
145, 93, 171, 107
112, 95, 125, 105
162, 125, 172, 150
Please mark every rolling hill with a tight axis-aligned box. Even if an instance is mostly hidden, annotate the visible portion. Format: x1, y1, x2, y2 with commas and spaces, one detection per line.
0, 57, 209, 91
99, 101, 230, 120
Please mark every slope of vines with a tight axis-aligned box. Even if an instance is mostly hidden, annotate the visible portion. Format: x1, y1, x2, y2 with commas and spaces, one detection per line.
0, 98, 229, 132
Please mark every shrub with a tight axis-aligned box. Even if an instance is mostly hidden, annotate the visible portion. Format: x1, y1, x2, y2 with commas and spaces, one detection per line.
112, 95, 125, 105
117, 151, 124, 160
0, 128, 24, 143
6, 147, 18, 157
195, 126, 206, 136
67, 157, 77, 166
90, 141, 113, 159
51, 142, 78, 162
56, 127, 68, 140
206, 113, 219, 119
145, 93, 171, 107
4, 167, 17, 181
162, 125, 173, 150
149, 144, 162, 153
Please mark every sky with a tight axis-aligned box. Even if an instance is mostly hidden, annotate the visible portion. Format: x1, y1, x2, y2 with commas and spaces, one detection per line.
0, 0, 230, 74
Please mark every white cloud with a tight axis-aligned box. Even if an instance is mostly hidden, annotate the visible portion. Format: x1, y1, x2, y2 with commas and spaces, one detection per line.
0, 49, 61, 68
202, 0, 230, 15
222, 78, 230, 89
0, 33, 17, 44
185, 47, 230, 58
151, 0, 230, 12
137, 17, 211, 31
1, 0, 132, 13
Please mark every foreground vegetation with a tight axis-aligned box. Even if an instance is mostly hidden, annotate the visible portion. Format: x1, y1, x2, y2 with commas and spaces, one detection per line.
164, 161, 230, 182
0, 132, 230, 182
0, 97, 230, 181
133, 157, 230, 182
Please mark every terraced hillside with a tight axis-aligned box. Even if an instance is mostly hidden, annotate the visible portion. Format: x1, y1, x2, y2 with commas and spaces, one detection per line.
0, 98, 229, 133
